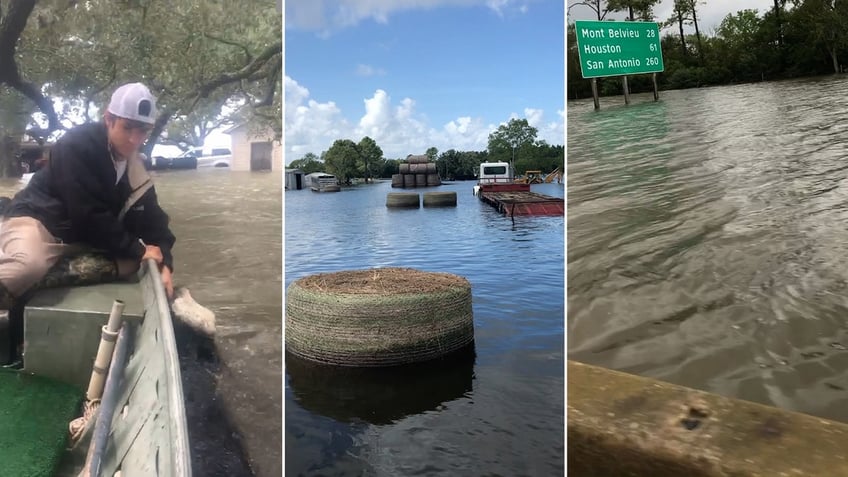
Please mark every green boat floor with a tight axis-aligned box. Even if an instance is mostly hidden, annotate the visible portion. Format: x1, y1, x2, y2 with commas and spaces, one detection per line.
0, 368, 82, 477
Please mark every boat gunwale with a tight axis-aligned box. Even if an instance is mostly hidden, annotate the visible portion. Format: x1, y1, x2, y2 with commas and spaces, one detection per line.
144, 258, 192, 477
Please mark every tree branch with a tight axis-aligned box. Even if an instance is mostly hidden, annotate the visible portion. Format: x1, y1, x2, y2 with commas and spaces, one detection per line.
84, 62, 117, 122
254, 61, 280, 108
0, 0, 64, 139
196, 40, 281, 99
203, 32, 252, 63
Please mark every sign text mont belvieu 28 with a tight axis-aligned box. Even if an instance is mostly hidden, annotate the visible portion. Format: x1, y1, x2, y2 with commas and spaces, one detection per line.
574, 21, 664, 79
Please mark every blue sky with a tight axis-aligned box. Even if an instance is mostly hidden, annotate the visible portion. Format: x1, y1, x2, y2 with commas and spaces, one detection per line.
285, 0, 564, 163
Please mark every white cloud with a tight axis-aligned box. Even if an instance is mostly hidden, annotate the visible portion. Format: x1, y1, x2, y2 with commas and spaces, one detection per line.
284, 76, 563, 163
523, 107, 564, 145
356, 64, 387, 76
286, 0, 535, 33
284, 76, 352, 157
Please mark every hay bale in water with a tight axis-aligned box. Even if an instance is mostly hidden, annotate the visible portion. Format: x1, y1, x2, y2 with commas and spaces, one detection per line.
423, 191, 456, 207
426, 173, 442, 186
391, 174, 403, 188
407, 154, 428, 164
398, 163, 410, 174
403, 174, 416, 188
386, 192, 419, 208
409, 163, 432, 174
285, 268, 475, 366
415, 174, 427, 187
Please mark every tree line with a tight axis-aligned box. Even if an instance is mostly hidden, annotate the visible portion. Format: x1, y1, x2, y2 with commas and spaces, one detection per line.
568, 0, 848, 99
287, 118, 565, 183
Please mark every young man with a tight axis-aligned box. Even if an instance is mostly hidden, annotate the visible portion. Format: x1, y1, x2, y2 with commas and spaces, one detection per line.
0, 82, 176, 303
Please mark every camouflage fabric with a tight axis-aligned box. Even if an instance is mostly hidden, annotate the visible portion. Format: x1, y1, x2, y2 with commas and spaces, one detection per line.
0, 252, 119, 310
35, 252, 118, 291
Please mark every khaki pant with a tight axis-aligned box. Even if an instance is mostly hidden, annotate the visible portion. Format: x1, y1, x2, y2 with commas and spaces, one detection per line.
0, 216, 138, 298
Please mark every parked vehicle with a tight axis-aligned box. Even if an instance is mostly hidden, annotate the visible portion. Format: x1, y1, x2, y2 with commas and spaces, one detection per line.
146, 145, 195, 171
305, 172, 340, 192
184, 147, 232, 168
473, 162, 564, 216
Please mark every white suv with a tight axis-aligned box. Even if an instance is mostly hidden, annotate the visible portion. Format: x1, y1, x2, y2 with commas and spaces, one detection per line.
181, 147, 232, 168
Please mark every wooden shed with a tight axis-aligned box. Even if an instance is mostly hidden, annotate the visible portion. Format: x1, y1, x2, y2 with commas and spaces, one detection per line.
286, 168, 305, 190
224, 123, 282, 172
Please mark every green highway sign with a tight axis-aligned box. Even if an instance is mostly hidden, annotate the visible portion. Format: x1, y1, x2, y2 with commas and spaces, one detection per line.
574, 20, 664, 79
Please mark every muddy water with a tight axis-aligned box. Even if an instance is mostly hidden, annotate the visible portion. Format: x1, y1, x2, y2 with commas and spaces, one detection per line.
568, 76, 848, 424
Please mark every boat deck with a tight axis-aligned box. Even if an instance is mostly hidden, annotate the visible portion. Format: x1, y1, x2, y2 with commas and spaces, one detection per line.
479, 189, 564, 216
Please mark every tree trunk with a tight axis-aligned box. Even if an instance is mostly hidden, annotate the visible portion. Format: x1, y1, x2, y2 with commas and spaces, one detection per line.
832, 46, 840, 74
0, 134, 21, 179
774, 0, 785, 73
692, 6, 703, 62
677, 11, 688, 57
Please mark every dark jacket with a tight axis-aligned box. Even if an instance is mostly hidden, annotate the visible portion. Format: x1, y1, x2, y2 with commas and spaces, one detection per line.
5, 122, 176, 271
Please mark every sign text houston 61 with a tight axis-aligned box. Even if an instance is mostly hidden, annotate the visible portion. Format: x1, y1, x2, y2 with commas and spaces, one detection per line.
574, 21, 664, 79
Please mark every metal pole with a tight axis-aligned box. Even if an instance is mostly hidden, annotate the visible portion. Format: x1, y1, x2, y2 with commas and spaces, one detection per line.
652, 73, 659, 101
591, 78, 600, 110
623, 76, 630, 105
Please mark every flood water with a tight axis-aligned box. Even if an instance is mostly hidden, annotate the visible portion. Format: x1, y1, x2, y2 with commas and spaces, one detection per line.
0, 169, 283, 476
156, 170, 282, 476
284, 180, 565, 476
568, 75, 848, 423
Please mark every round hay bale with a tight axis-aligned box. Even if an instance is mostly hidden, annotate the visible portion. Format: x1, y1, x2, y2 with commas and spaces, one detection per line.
285, 268, 475, 366
425, 162, 437, 173
391, 174, 403, 188
426, 173, 442, 186
403, 174, 416, 188
386, 192, 419, 208
409, 163, 424, 174
407, 154, 428, 164
399, 163, 410, 174
423, 191, 456, 207
415, 173, 427, 187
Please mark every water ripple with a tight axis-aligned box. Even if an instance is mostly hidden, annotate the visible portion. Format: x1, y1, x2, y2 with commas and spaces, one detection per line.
569, 76, 848, 423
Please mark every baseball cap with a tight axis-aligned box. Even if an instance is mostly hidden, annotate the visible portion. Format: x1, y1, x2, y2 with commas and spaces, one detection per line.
107, 82, 158, 125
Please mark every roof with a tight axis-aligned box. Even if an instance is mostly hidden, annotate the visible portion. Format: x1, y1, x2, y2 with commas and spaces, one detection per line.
222, 122, 245, 134
223, 122, 279, 135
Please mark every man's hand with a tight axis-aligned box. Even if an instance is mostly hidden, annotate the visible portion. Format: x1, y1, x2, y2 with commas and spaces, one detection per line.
142, 244, 163, 264
160, 265, 174, 300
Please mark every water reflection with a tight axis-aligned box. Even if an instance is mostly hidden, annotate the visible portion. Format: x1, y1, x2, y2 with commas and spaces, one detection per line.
285, 345, 475, 425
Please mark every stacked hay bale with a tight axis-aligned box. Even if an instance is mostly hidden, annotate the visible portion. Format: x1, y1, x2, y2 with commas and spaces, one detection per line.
391, 154, 442, 188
